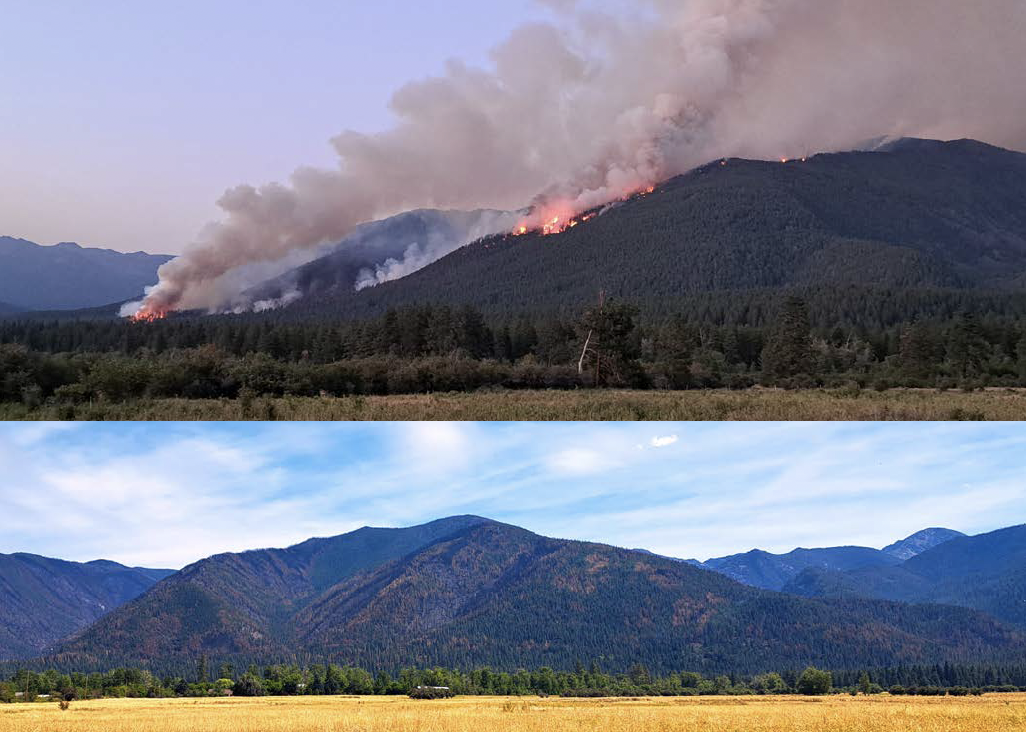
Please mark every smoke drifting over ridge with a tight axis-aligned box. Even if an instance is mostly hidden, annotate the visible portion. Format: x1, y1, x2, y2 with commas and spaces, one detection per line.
129, 0, 1026, 318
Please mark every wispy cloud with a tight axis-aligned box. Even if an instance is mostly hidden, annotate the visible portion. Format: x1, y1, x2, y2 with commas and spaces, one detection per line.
0, 423, 1023, 567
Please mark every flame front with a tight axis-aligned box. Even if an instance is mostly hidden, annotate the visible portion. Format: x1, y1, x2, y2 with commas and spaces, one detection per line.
512, 183, 657, 238
129, 305, 168, 323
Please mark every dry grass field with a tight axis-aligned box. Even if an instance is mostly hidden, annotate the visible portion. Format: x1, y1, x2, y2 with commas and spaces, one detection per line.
2, 694, 1025, 732
5, 387, 1026, 421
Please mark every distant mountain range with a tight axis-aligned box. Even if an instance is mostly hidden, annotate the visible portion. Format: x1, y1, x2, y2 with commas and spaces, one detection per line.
5, 517, 1021, 676
692, 528, 966, 590
0, 236, 171, 311
785, 525, 1026, 629
269, 138, 1026, 321
0, 553, 173, 659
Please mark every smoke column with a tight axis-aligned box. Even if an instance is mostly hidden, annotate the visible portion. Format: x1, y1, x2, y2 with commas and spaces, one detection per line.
128, 0, 1026, 317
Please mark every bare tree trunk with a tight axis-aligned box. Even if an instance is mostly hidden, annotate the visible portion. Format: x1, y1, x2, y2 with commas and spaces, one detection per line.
578, 330, 593, 374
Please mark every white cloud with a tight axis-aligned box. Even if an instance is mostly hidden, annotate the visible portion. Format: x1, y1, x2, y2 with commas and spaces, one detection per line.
0, 423, 1024, 569
400, 422, 475, 474
547, 448, 619, 476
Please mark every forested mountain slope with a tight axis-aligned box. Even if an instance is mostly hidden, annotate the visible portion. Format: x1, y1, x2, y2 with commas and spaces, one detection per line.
785, 524, 1026, 629
277, 138, 1026, 320
50, 518, 1025, 674
51, 516, 489, 665
246, 209, 513, 307
0, 553, 173, 660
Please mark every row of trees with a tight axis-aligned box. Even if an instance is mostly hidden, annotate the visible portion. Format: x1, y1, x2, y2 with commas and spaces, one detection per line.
4, 661, 1026, 702
3, 298, 1026, 407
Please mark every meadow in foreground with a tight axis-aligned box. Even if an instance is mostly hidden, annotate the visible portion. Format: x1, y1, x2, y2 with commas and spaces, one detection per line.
4, 387, 1025, 421
2, 694, 1025, 732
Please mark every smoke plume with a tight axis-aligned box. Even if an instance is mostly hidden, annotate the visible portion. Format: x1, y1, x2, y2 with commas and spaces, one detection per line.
129, 0, 1026, 318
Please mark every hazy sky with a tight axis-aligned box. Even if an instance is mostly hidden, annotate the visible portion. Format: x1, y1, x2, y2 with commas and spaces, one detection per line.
1, 422, 1023, 568
0, 0, 551, 254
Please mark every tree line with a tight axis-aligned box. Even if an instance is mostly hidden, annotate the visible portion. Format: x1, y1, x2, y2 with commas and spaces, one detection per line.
4, 660, 1026, 703
3, 297, 1026, 410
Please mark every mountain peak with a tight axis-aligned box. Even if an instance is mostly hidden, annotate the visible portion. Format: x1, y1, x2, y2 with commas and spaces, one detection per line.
883, 528, 966, 560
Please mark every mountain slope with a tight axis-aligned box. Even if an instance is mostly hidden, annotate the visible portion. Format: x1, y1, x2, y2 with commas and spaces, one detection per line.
276, 138, 1026, 319
52, 516, 490, 664
785, 525, 1026, 629
883, 528, 967, 560
244, 209, 515, 309
0, 553, 174, 660
52, 519, 1025, 674
695, 528, 965, 591
0, 237, 171, 311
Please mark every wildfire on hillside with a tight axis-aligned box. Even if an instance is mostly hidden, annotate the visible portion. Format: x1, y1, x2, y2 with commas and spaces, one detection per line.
129, 307, 167, 323
512, 184, 657, 238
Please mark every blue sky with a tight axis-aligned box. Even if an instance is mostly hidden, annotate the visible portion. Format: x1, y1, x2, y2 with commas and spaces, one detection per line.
0, 0, 552, 254
1, 422, 1023, 568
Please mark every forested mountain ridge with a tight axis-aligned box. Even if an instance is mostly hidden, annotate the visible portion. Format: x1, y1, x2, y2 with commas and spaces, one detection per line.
0, 553, 174, 660
697, 547, 901, 591
49, 516, 491, 664
694, 528, 965, 590
47, 518, 1026, 675
784, 524, 1026, 629
276, 138, 1026, 320
0, 237, 171, 311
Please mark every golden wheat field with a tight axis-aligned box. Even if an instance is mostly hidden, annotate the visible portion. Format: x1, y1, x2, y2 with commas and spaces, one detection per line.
2, 694, 1025, 732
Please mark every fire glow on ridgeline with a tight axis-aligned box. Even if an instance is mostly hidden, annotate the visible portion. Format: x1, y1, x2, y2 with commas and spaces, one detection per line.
512, 186, 656, 238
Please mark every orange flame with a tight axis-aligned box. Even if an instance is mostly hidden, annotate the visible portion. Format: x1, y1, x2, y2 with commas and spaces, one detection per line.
129, 307, 167, 323
511, 183, 657, 238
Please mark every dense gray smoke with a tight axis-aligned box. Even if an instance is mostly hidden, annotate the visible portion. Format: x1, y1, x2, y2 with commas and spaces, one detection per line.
128, 0, 1026, 318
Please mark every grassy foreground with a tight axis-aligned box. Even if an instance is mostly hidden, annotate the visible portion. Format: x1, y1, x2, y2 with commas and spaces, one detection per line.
2, 694, 1025, 732
4, 387, 1026, 421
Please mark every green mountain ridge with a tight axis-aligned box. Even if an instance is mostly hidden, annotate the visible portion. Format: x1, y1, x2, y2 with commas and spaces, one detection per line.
45, 518, 1026, 675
